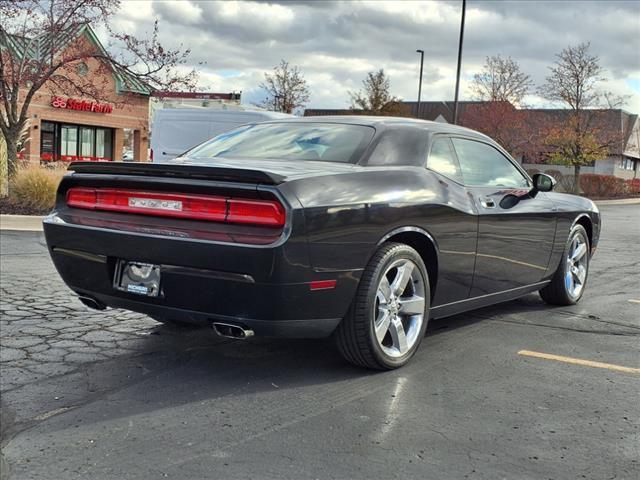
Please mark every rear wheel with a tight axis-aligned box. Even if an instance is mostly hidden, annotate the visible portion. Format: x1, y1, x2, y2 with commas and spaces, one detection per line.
539, 224, 590, 305
335, 242, 430, 370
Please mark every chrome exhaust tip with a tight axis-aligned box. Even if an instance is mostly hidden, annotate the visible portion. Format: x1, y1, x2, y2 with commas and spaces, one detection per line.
212, 322, 255, 339
78, 295, 107, 310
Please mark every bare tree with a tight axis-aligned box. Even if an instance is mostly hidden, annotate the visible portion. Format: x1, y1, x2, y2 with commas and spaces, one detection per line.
0, 0, 198, 177
538, 43, 605, 110
260, 60, 310, 114
349, 69, 406, 115
538, 42, 624, 192
470, 55, 532, 106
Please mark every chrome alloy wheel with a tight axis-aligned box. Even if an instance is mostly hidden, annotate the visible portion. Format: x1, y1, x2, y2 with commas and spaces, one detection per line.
373, 259, 426, 358
565, 232, 588, 299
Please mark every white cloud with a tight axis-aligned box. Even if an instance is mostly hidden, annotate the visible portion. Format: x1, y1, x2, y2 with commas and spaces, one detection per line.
217, 0, 294, 26
159, 0, 202, 24
110, 0, 640, 113
118, 0, 153, 20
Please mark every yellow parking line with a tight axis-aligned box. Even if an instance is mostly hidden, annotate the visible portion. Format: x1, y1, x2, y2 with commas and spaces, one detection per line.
518, 350, 640, 374
628, 299, 640, 304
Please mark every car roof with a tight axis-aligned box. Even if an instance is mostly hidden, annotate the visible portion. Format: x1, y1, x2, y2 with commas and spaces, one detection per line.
266, 115, 490, 140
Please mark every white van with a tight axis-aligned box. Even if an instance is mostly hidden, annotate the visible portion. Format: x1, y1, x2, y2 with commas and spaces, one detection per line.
150, 109, 293, 162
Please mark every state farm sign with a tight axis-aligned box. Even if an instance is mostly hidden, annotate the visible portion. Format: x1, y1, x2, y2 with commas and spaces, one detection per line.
51, 96, 113, 114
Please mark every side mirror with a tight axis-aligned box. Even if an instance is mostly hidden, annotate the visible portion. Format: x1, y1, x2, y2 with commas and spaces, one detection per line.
532, 173, 556, 193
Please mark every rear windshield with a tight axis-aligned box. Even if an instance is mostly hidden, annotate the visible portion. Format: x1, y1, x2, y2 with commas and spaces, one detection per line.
184, 122, 375, 163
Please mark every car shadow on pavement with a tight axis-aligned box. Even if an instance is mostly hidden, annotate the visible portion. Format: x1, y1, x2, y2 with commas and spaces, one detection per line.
2, 292, 576, 438
5, 323, 382, 433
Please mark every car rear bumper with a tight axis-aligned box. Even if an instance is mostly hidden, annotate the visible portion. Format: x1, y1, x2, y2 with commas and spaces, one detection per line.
44, 217, 359, 338
75, 288, 342, 338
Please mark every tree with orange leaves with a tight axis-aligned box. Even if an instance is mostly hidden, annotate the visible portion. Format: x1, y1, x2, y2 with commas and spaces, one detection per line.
459, 101, 538, 159
538, 43, 626, 193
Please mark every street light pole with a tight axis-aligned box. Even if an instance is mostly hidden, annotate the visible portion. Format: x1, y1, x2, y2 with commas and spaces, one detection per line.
452, 0, 466, 125
416, 49, 424, 119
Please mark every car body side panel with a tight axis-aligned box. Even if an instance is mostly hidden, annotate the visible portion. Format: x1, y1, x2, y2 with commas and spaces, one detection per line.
286, 167, 479, 307
544, 192, 601, 277
467, 189, 558, 296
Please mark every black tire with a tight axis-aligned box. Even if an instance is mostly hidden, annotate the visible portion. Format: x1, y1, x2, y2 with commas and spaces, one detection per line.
335, 242, 430, 370
539, 224, 590, 306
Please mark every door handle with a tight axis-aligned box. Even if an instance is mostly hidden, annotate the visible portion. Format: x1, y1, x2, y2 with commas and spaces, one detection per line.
479, 196, 496, 208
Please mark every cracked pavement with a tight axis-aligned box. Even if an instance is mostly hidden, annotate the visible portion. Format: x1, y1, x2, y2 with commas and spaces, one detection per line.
1, 204, 639, 480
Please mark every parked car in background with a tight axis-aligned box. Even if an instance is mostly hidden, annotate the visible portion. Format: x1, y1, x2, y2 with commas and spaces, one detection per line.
44, 117, 600, 369
150, 109, 293, 162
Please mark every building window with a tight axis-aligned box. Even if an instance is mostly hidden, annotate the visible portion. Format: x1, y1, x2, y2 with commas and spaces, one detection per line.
620, 158, 636, 170
80, 127, 95, 157
61, 125, 78, 157
41, 121, 114, 161
95, 128, 113, 160
40, 121, 56, 161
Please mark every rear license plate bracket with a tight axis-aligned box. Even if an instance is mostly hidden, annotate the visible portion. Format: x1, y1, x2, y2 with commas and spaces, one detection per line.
114, 260, 162, 297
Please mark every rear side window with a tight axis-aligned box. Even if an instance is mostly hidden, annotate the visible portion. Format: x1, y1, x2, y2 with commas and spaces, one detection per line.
185, 122, 375, 163
451, 138, 529, 188
366, 128, 428, 167
427, 137, 463, 183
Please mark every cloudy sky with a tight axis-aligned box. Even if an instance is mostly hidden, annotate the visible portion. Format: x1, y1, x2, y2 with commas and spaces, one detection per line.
110, 0, 640, 112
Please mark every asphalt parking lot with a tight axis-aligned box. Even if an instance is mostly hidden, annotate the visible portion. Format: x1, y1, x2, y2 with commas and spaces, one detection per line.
1, 204, 639, 480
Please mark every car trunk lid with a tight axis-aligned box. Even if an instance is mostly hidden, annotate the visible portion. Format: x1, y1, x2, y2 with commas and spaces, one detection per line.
68, 158, 360, 185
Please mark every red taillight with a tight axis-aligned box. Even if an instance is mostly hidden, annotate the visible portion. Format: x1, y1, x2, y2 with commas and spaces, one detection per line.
227, 199, 286, 227
66, 187, 285, 227
66, 187, 96, 208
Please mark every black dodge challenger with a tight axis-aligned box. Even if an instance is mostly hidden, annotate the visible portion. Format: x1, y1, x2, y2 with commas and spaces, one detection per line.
44, 117, 600, 369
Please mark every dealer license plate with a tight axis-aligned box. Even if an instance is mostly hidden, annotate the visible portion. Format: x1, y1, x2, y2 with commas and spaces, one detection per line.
114, 260, 162, 297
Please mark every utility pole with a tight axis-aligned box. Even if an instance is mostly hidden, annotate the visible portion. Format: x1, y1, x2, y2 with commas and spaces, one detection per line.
453, 0, 466, 125
416, 49, 424, 118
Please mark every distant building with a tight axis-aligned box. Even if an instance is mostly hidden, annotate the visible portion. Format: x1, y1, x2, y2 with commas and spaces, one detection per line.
305, 101, 502, 123
520, 108, 639, 180
152, 91, 241, 107
150, 91, 242, 123
304, 102, 639, 179
3, 24, 152, 163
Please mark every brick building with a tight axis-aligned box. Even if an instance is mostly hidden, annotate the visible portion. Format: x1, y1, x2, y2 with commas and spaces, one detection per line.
6, 24, 152, 164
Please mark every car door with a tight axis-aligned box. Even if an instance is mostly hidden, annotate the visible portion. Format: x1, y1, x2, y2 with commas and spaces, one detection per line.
451, 137, 557, 296
425, 136, 478, 305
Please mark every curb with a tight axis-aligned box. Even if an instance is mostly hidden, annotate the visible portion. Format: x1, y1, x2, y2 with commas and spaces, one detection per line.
0, 215, 45, 231
594, 198, 640, 205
